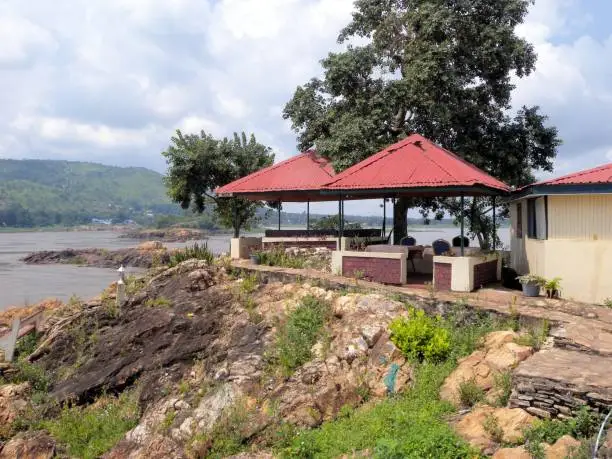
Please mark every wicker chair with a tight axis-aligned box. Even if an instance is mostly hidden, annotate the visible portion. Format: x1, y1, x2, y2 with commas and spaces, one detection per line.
432, 239, 451, 255
400, 235, 417, 246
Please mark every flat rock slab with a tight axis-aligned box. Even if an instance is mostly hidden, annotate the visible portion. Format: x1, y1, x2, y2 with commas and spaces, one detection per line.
512, 348, 612, 417
551, 323, 612, 356
515, 348, 612, 391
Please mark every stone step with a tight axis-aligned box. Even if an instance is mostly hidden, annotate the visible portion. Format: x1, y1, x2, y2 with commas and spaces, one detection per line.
510, 348, 612, 419
551, 323, 612, 357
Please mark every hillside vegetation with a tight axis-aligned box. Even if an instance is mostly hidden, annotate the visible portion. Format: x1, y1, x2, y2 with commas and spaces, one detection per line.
0, 159, 177, 227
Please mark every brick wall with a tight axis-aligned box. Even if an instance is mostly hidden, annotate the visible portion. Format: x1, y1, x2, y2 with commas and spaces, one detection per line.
263, 240, 337, 250
343, 256, 403, 285
473, 260, 498, 289
434, 262, 452, 291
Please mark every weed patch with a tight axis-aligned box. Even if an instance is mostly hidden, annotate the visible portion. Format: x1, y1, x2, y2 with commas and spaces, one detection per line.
257, 247, 307, 269
144, 296, 172, 308
493, 371, 513, 407
483, 413, 504, 443
269, 295, 331, 375
43, 391, 140, 459
458, 378, 484, 408
514, 319, 550, 350
389, 308, 451, 363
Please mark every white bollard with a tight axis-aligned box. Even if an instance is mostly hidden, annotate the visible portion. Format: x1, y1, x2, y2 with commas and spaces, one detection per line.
116, 265, 126, 307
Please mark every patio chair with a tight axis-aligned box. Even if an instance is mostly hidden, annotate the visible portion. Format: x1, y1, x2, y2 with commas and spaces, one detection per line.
432, 239, 451, 255
452, 235, 470, 247
400, 235, 417, 246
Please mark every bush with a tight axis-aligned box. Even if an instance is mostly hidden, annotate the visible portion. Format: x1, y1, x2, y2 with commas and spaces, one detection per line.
493, 371, 513, 407
458, 378, 484, 408
389, 309, 451, 363
43, 391, 140, 459
169, 242, 214, 267
8, 360, 50, 393
272, 295, 330, 375
523, 405, 599, 457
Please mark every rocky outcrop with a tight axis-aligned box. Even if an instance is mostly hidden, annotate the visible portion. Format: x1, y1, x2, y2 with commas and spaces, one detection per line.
102, 286, 410, 457
440, 331, 533, 406
120, 228, 207, 242
22, 246, 171, 269
454, 405, 535, 453
491, 446, 531, 458
510, 348, 612, 419
0, 431, 55, 459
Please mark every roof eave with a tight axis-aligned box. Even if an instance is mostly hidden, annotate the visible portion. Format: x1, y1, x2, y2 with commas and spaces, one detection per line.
510, 183, 612, 201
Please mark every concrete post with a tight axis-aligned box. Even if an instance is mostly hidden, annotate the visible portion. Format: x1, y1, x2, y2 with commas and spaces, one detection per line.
0, 319, 21, 362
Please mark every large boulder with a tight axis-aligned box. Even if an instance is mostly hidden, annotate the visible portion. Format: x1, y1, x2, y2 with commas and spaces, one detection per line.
440, 331, 533, 406
454, 406, 535, 453
491, 446, 531, 459
0, 431, 55, 459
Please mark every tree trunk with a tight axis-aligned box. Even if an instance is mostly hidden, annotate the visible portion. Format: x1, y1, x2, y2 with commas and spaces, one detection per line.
393, 197, 410, 244
233, 224, 240, 238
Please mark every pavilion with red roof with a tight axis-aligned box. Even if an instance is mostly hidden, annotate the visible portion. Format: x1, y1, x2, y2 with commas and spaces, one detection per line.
221, 133, 511, 292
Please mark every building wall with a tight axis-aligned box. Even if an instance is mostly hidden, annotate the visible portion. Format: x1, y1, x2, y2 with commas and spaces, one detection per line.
510, 194, 612, 304
548, 195, 612, 240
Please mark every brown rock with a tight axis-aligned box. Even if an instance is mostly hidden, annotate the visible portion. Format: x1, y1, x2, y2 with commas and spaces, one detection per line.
492, 446, 531, 459
454, 406, 535, 452
543, 435, 581, 459
0, 431, 55, 459
441, 331, 533, 406
0, 383, 30, 426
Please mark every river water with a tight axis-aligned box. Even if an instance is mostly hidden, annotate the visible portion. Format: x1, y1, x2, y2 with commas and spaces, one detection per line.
0, 231, 232, 311
0, 227, 509, 311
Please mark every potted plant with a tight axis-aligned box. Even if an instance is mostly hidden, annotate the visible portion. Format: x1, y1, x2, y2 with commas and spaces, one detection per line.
249, 251, 261, 265
516, 274, 544, 297
544, 277, 562, 299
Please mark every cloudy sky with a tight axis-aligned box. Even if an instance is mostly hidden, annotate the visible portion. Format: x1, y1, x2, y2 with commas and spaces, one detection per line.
1, 0, 611, 215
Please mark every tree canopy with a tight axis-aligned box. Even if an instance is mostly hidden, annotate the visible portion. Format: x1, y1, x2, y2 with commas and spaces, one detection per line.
284, 0, 561, 246
162, 130, 275, 237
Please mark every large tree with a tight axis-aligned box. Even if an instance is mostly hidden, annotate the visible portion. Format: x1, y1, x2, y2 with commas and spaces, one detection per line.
284, 0, 561, 246
163, 130, 274, 237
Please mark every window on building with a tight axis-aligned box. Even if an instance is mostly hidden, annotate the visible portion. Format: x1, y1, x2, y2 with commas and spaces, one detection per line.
527, 197, 547, 240
516, 203, 523, 239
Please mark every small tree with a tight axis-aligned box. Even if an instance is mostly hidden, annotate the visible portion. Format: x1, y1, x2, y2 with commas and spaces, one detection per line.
163, 130, 274, 237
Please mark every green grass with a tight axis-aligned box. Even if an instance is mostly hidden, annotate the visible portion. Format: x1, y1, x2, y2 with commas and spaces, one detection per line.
514, 319, 550, 350
270, 295, 331, 376
276, 308, 509, 458
43, 392, 140, 459
169, 242, 214, 267
279, 362, 477, 458
493, 371, 513, 407
144, 296, 172, 308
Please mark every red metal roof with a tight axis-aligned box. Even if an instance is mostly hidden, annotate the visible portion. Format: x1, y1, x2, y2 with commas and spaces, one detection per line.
533, 162, 612, 186
216, 150, 335, 200
324, 134, 509, 194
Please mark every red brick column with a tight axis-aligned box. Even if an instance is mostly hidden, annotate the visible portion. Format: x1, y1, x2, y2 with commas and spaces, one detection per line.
434, 262, 452, 291
343, 256, 403, 285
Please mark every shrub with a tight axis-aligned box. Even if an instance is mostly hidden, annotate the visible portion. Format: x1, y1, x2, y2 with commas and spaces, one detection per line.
272, 295, 331, 375
458, 378, 485, 407
514, 319, 550, 350
8, 359, 50, 392
603, 298, 612, 309
483, 413, 504, 443
43, 391, 140, 459
389, 308, 451, 363
144, 296, 172, 308
258, 247, 307, 269
169, 243, 214, 267
493, 371, 513, 407
240, 273, 259, 294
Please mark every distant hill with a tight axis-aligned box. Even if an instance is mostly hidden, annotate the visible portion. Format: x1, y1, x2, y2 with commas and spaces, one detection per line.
0, 159, 179, 227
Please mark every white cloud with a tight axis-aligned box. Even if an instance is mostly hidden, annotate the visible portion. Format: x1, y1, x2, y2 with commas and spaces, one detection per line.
0, 14, 56, 64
